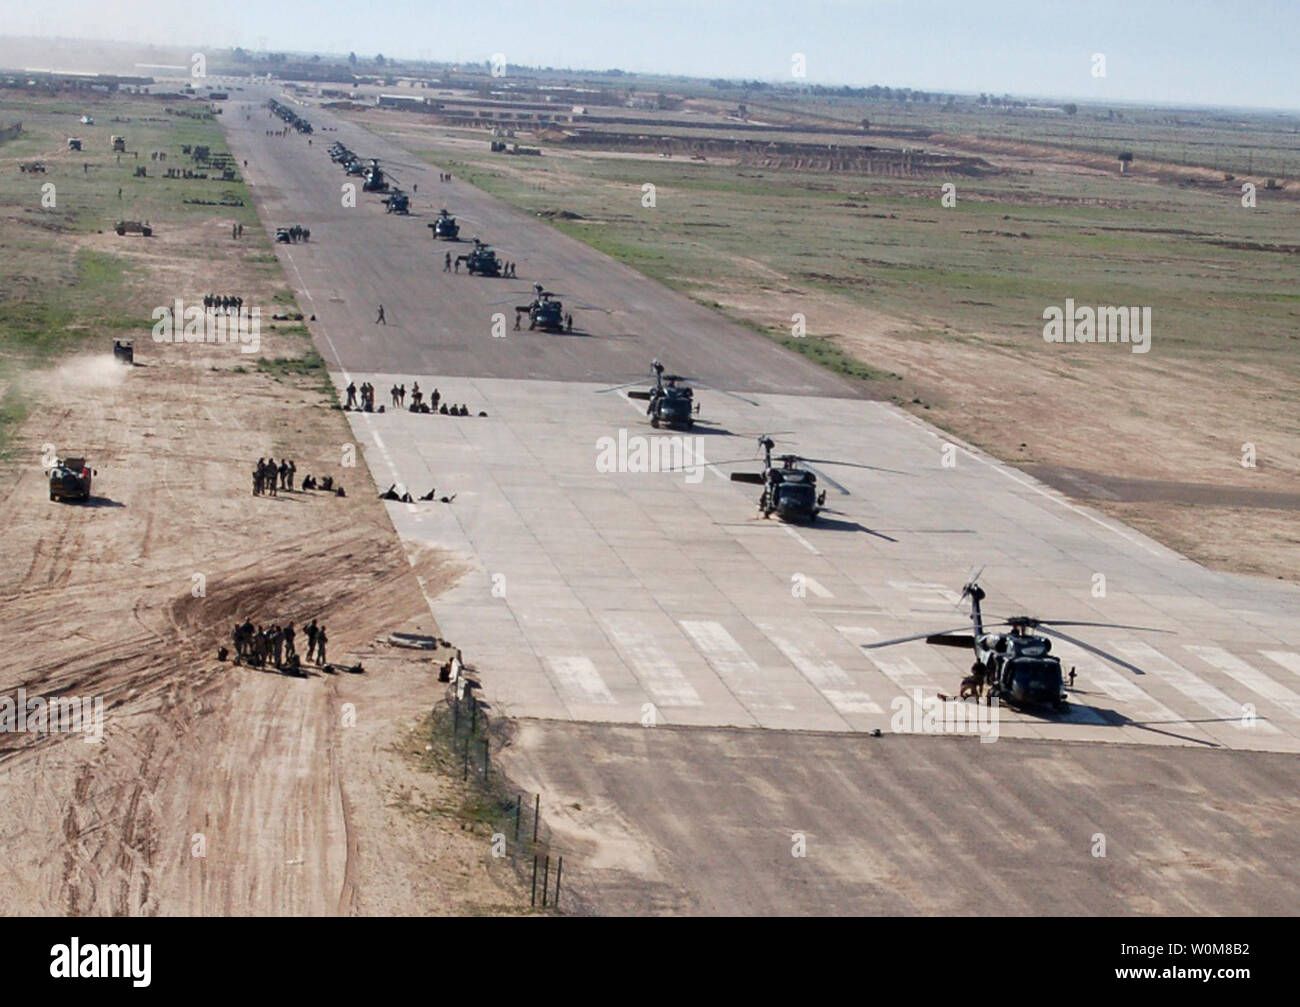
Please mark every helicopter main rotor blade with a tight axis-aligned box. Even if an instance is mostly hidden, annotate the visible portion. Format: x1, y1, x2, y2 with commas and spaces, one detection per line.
730, 472, 766, 485
1038, 619, 1173, 633
984, 616, 1171, 634
596, 380, 653, 393
862, 626, 976, 649
800, 456, 910, 476
627, 391, 652, 400
1037, 627, 1149, 676
677, 379, 760, 407
927, 634, 977, 648
802, 461, 851, 496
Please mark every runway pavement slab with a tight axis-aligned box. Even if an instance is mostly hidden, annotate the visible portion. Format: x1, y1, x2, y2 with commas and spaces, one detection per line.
335, 373, 1300, 753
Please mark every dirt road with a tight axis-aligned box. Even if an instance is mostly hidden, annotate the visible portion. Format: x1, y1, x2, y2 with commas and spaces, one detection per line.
0, 143, 522, 916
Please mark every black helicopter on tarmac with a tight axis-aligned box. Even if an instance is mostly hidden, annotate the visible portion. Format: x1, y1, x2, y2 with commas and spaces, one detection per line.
598, 359, 759, 429
430, 208, 460, 239
724, 435, 901, 522
863, 570, 1169, 712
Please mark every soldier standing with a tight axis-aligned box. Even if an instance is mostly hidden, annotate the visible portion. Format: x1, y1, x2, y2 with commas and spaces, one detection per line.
398, 383, 406, 407
271, 625, 283, 668
346, 381, 357, 409
444, 252, 451, 272
279, 459, 289, 490
375, 304, 386, 325
305, 619, 319, 662
284, 623, 296, 662
287, 459, 296, 491
316, 626, 328, 666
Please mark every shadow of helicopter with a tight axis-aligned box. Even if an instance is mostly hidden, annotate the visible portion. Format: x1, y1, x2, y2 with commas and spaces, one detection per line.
809, 514, 899, 540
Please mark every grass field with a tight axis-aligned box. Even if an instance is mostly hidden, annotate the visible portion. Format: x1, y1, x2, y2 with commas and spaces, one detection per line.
0, 93, 281, 453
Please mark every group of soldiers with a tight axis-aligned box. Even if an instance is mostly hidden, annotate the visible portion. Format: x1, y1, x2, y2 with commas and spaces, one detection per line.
345, 381, 376, 410
230, 617, 329, 670
204, 293, 244, 313
299, 473, 343, 495
253, 457, 296, 495
230, 223, 245, 239
437, 172, 453, 182
391, 383, 436, 409
283, 225, 310, 243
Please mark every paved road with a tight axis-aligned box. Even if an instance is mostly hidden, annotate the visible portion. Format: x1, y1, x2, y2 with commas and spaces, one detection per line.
504, 721, 1300, 915
226, 92, 856, 395
225, 92, 1300, 914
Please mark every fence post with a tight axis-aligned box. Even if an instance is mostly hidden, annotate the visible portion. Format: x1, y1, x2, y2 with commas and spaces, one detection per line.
514, 794, 521, 842
533, 793, 540, 843
482, 737, 490, 777
542, 856, 550, 908
555, 856, 563, 911
530, 855, 538, 908
452, 689, 459, 734
470, 696, 478, 734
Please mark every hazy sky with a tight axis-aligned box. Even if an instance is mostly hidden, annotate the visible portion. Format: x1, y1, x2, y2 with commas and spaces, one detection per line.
8, 0, 1300, 110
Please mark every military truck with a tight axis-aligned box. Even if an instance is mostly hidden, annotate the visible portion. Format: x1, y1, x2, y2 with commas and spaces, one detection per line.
49, 457, 96, 502
111, 135, 126, 152
115, 220, 153, 236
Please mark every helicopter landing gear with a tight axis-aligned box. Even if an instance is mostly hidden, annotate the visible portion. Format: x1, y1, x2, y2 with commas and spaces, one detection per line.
650, 416, 660, 428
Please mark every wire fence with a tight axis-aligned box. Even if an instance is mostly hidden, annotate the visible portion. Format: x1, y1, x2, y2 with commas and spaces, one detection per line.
430, 665, 572, 912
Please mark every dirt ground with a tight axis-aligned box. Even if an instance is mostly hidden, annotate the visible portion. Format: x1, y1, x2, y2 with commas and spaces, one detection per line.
0, 180, 527, 915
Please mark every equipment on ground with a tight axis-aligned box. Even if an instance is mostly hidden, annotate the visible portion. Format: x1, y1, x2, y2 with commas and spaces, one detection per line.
48, 456, 96, 503
67, 137, 82, 151
863, 570, 1169, 712
113, 339, 134, 364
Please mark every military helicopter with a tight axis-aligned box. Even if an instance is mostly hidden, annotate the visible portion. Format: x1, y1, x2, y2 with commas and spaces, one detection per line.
383, 189, 410, 214
863, 571, 1169, 712
599, 359, 758, 429
725, 436, 897, 521
455, 238, 503, 276
429, 208, 460, 239
362, 159, 390, 192
514, 284, 568, 331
